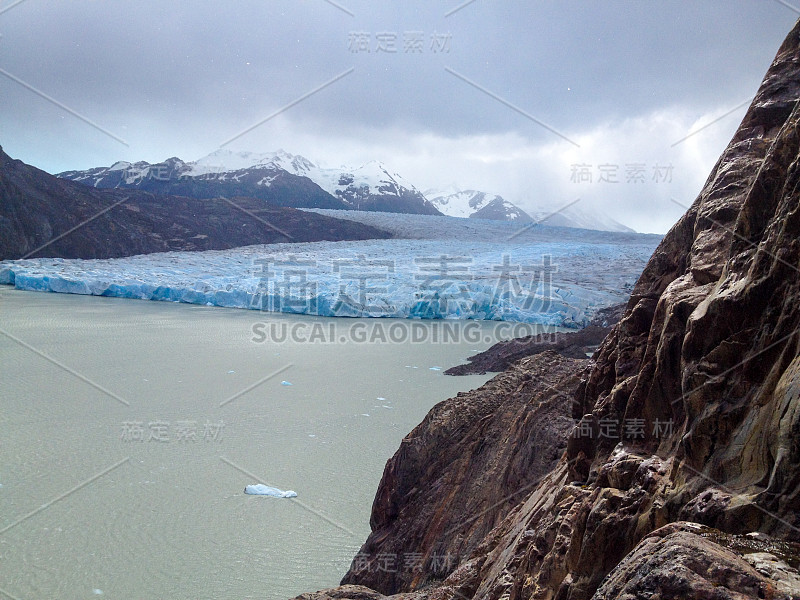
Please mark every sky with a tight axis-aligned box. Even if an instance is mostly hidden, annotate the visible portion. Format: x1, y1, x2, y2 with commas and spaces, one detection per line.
0, 1, 797, 233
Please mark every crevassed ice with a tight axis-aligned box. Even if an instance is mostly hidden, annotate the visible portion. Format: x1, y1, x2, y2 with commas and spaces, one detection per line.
0, 238, 657, 327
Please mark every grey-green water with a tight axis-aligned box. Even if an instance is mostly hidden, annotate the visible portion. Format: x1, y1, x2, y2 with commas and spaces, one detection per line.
0, 288, 549, 599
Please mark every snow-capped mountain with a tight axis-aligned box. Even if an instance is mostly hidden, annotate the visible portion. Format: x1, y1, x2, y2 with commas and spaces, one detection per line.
0, 146, 391, 260
324, 160, 441, 214
425, 185, 634, 232
59, 149, 635, 231
58, 152, 346, 210
425, 187, 532, 221
189, 149, 317, 177
245, 149, 441, 215
536, 205, 636, 233
58, 149, 442, 216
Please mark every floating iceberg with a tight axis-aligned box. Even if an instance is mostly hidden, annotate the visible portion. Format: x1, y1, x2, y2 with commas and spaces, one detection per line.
244, 484, 297, 498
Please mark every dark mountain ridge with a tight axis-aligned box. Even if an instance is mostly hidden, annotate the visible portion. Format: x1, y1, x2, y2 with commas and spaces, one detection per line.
0, 147, 392, 260
57, 151, 443, 216
58, 155, 349, 210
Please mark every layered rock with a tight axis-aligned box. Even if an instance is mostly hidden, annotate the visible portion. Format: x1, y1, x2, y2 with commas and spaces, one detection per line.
294, 19, 800, 600
445, 304, 626, 375
341, 351, 588, 593
593, 523, 800, 600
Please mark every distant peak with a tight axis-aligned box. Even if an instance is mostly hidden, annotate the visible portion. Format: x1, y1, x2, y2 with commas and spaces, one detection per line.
190, 148, 317, 173
357, 159, 383, 169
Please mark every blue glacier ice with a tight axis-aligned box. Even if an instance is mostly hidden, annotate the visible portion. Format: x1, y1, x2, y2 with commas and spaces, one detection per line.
0, 217, 661, 327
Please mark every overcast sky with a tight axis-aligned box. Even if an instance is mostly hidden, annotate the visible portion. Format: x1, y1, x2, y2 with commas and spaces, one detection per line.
1, 1, 797, 233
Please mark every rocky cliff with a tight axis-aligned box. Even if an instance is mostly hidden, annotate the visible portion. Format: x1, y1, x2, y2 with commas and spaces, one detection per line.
295, 19, 800, 600
445, 304, 626, 375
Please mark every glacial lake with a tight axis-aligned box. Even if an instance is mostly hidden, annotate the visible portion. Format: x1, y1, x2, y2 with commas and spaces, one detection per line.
0, 288, 560, 599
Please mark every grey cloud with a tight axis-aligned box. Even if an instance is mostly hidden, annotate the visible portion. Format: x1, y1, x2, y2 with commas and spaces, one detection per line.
0, 1, 797, 232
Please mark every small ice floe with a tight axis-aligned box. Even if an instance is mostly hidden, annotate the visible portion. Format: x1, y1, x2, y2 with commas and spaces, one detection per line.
382, 405, 393, 409
244, 484, 297, 498
227, 370, 235, 374
280, 381, 292, 386
376, 397, 386, 401
429, 366, 442, 371
361, 413, 370, 417
92, 590, 103, 596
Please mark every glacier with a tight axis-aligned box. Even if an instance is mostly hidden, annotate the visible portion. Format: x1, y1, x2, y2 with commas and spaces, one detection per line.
0, 220, 661, 327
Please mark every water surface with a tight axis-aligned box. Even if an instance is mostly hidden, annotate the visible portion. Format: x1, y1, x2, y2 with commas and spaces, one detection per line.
0, 289, 535, 599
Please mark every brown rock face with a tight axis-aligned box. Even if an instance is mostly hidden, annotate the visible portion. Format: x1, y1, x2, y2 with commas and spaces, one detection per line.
572, 16, 800, 537
593, 523, 799, 600
291, 585, 388, 600
297, 18, 800, 600
445, 304, 626, 376
340, 352, 589, 593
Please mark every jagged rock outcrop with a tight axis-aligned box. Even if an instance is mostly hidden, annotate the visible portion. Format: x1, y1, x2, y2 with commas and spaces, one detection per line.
593, 522, 799, 600
445, 304, 626, 375
294, 18, 800, 600
292, 585, 388, 600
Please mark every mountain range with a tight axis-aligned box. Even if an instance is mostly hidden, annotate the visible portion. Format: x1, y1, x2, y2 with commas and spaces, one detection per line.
0, 146, 391, 260
425, 185, 635, 232
58, 149, 441, 216
58, 150, 635, 232
424, 186, 532, 221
